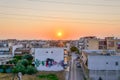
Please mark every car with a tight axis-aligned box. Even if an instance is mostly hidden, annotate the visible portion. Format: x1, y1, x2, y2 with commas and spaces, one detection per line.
64, 64, 68, 69
75, 56, 80, 61
76, 63, 81, 68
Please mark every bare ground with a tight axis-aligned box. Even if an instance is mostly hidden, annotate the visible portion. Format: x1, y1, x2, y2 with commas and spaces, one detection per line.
0, 71, 65, 80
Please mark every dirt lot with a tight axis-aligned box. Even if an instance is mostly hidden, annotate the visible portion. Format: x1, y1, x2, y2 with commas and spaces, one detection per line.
0, 71, 65, 80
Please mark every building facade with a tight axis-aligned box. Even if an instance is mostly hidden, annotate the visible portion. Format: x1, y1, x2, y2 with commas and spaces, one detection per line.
79, 36, 120, 52
0, 43, 12, 65
81, 50, 120, 70
34, 48, 67, 71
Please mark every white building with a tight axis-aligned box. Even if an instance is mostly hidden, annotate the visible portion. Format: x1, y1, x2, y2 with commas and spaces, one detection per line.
34, 48, 65, 71
0, 47, 12, 65
81, 50, 120, 70
89, 70, 120, 80
12, 44, 23, 56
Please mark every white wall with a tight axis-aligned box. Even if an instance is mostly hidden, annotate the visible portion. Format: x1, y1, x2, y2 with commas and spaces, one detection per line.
35, 48, 64, 71
81, 52, 88, 64
66, 43, 70, 51
12, 44, 23, 56
31, 48, 35, 54
89, 70, 120, 80
0, 54, 12, 58
88, 56, 120, 70
0, 48, 9, 51
0, 57, 12, 65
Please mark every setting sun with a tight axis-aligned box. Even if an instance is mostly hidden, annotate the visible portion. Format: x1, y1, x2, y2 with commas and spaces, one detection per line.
57, 32, 62, 37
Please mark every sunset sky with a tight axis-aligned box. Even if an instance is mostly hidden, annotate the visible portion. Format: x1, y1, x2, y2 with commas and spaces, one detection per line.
0, 0, 120, 40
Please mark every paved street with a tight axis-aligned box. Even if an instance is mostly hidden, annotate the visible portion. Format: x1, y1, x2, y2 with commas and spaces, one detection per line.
70, 53, 84, 80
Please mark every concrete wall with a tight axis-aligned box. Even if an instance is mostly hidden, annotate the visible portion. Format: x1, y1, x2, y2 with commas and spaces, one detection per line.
81, 52, 88, 64
89, 70, 120, 80
35, 48, 64, 71
87, 39, 99, 50
88, 56, 120, 70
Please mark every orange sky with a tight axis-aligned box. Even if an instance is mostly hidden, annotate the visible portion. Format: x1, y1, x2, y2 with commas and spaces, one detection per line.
0, 18, 120, 40
0, 0, 120, 40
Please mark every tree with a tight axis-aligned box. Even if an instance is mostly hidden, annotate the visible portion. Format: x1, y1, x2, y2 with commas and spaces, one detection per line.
9, 58, 18, 64
22, 54, 33, 65
26, 65, 37, 75
12, 63, 26, 74
19, 59, 29, 67
70, 46, 79, 54
14, 56, 22, 61
22, 54, 33, 61
12, 54, 38, 75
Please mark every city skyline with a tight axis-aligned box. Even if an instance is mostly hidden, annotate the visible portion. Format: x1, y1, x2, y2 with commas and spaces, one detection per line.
0, 0, 120, 40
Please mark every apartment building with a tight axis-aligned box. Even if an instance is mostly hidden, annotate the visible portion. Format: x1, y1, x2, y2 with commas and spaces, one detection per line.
78, 36, 120, 52
0, 43, 12, 65
81, 50, 120, 70
14, 48, 31, 55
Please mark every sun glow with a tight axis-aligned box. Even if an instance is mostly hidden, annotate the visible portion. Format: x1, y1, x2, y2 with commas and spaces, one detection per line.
57, 32, 62, 37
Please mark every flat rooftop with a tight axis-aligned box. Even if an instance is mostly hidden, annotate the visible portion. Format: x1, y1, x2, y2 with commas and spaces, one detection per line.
82, 50, 117, 56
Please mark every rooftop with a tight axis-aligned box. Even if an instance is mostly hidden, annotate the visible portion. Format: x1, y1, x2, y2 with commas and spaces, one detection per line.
82, 50, 117, 56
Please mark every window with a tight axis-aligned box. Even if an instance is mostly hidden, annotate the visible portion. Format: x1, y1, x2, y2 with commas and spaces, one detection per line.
108, 41, 114, 47
115, 62, 119, 66
99, 41, 106, 45
1, 62, 4, 65
106, 62, 108, 64
117, 47, 120, 49
117, 43, 120, 49
99, 46, 103, 49
51, 51, 53, 53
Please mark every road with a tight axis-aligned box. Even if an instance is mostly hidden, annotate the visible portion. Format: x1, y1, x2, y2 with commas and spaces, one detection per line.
70, 53, 84, 80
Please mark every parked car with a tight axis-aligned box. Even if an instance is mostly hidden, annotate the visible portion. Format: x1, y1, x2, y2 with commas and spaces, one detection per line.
76, 63, 81, 68
75, 56, 80, 61
64, 64, 68, 69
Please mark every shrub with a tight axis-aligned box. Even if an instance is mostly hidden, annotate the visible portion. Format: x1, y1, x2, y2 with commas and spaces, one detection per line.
26, 65, 37, 75
9, 58, 18, 64
70, 46, 79, 54
38, 74, 59, 80
22, 54, 33, 65
19, 59, 29, 67
14, 56, 22, 60
12, 63, 26, 74
22, 54, 33, 61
